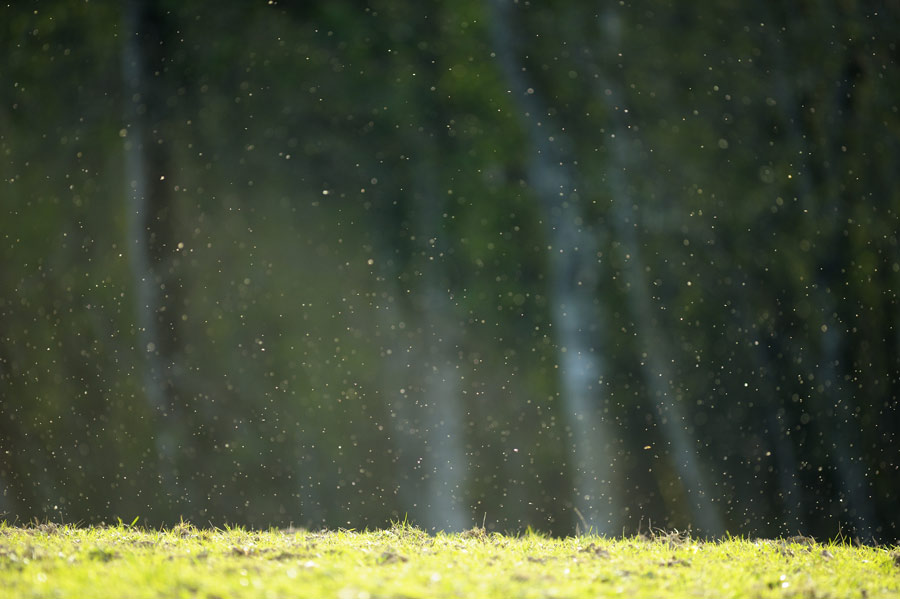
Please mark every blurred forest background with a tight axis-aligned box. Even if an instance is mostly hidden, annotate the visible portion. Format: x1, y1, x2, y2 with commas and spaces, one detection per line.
2, 0, 899, 542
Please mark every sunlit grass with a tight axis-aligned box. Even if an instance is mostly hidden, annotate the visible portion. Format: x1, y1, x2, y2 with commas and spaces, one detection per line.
1, 521, 897, 598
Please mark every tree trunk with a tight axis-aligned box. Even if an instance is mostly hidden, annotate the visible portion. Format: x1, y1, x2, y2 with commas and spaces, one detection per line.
603, 137, 724, 536
121, 0, 188, 515
411, 164, 470, 532
763, 6, 877, 537
542, 6, 724, 535
367, 124, 469, 532
370, 198, 469, 532
488, 0, 621, 534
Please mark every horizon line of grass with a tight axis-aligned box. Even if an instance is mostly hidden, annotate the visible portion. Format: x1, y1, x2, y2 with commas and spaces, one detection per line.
2, 516, 893, 547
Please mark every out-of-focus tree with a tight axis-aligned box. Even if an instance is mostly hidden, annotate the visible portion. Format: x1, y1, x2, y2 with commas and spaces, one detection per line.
488, 0, 624, 534
121, 0, 194, 519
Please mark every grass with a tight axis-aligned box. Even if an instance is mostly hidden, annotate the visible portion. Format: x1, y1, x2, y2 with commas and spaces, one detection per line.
1, 521, 898, 598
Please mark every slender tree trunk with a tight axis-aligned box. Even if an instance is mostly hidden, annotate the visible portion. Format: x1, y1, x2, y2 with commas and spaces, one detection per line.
372, 278, 421, 521
370, 215, 469, 532
550, 7, 724, 535
762, 6, 877, 537
121, 0, 187, 514
614, 206, 725, 534
813, 66, 877, 541
410, 163, 469, 532
368, 149, 468, 532
365, 160, 438, 526
357, 7, 472, 531
415, 298, 468, 532
604, 125, 724, 537
488, 0, 621, 534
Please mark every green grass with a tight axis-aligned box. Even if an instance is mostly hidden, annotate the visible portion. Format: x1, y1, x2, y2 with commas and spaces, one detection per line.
1, 522, 898, 598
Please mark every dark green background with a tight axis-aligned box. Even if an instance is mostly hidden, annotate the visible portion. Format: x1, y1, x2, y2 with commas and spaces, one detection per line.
2, 0, 898, 542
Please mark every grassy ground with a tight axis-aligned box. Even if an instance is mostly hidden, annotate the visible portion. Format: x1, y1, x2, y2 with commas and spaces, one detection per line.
1, 522, 898, 598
